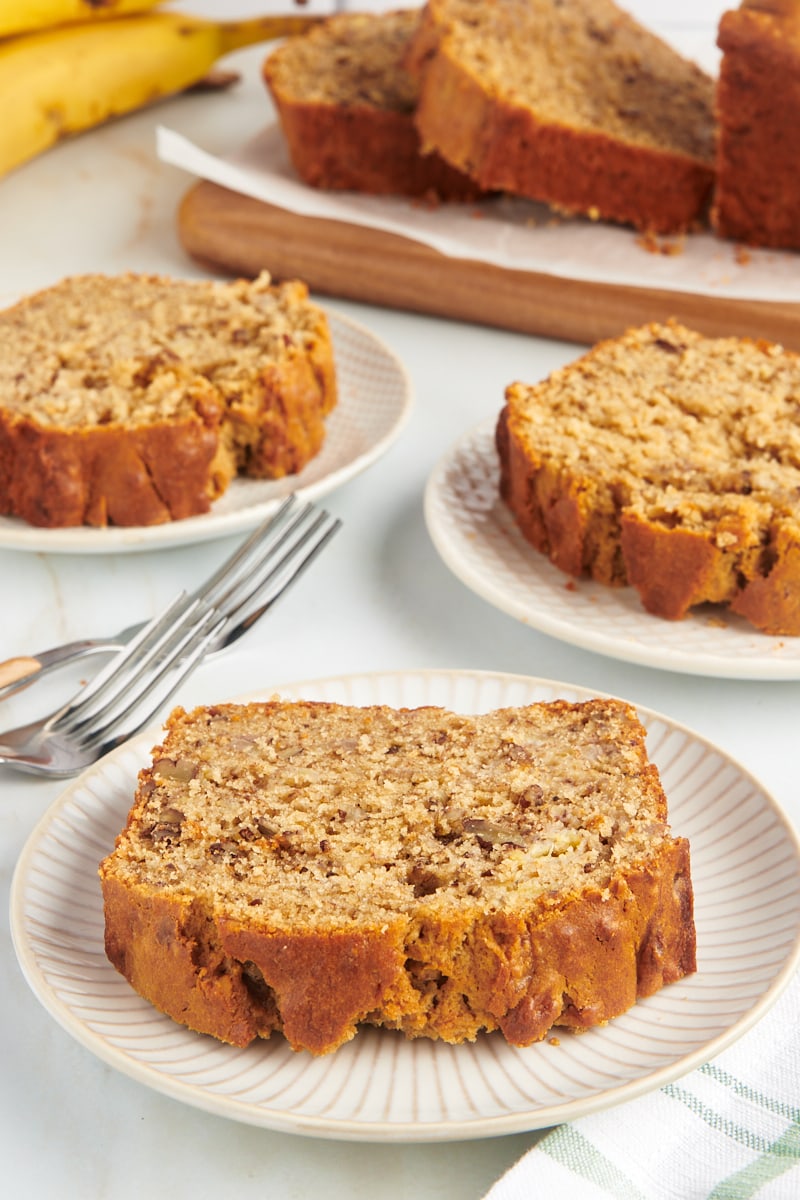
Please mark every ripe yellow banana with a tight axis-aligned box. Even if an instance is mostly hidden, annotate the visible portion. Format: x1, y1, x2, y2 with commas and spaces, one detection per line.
0, 0, 166, 39
0, 10, 320, 178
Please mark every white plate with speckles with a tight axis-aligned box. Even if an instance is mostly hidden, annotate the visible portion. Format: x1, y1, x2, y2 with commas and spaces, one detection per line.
10, 669, 800, 1142
0, 310, 412, 554
424, 420, 800, 680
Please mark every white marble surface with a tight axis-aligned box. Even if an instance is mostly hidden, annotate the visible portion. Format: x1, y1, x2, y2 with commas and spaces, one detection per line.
1, 4, 797, 1198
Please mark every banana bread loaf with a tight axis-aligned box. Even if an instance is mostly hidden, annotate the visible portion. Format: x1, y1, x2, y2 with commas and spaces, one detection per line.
405, 0, 715, 233
713, 0, 800, 249
99, 696, 695, 1056
497, 321, 800, 634
0, 272, 337, 528
262, 8, 483, 200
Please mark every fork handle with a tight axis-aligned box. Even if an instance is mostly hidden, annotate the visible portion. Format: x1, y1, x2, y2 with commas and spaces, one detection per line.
0, 640, 124, 702
0, 656, 42, 691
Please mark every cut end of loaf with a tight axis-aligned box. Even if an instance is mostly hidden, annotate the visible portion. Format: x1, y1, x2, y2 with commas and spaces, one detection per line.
262, 8, 486, 200
405, 0, 715, 232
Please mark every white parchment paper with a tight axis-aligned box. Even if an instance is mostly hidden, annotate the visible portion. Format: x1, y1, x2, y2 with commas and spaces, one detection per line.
158, 123, 800, 305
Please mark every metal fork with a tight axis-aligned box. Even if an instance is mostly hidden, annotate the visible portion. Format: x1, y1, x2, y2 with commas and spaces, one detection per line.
0, 499, 340, 777
0, 496, 338, 702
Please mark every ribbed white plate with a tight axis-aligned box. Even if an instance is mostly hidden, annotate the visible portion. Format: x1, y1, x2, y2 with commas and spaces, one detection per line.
0, 311, 412, 554
11, 670, 800, 1142
424, 421, 800, 680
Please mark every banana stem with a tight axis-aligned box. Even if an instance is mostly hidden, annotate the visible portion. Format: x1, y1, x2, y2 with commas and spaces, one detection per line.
216, 14, 321, 55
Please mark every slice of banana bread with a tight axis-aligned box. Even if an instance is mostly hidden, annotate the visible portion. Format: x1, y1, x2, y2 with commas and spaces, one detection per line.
99, 697, 695, 1056
497, 321, 800, 634
262, 9, 484, 200
405, 0, 715, 233
713, 0, 800, 249
0, 272, 337, 528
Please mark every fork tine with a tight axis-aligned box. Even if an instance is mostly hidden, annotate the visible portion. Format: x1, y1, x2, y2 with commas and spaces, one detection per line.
194, 494, 300, 611
57, 603, 222, 742
81, 517, 339, 756
211, 504, 338, 623
50, 498, 304, 731
79, 611, 227, 755
78, 514, 340, 752
48, 591, 199, 728
220, 513, 342, 642
0, 496, 341, 777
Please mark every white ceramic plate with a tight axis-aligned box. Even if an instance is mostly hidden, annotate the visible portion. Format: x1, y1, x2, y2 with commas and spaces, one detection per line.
0, 311, 412, 554
11, 669, 800, 1143
425, 421, 800, 680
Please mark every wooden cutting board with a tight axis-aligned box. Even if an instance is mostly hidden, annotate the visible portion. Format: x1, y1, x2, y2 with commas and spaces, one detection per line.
178, 180, 800, 348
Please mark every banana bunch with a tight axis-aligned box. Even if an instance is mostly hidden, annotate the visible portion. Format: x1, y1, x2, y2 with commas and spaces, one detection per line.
0, 0, 165, 39
0, 5, 318, 178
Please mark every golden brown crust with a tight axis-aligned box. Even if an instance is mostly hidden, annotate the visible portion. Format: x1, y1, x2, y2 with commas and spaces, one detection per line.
0, 397, 226, 529
497, 841, 695, 1043
100, 697, 696, 1055
217, 921, 409, 1054
498, 322, 800, 635
0, 273, 337, 528
266, 90, 484, 201
263, 10, 484, 201
101, 838, 694, 1054
497, 405, 622, 584
713, 1, 800, 248
102, 876, 279, 1048
406, 0, 715, 234
729, 525, 800, 633
618, 513, 740, 621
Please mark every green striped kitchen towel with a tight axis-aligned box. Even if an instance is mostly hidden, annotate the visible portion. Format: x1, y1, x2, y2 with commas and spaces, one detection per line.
484, 966, 800, 1200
